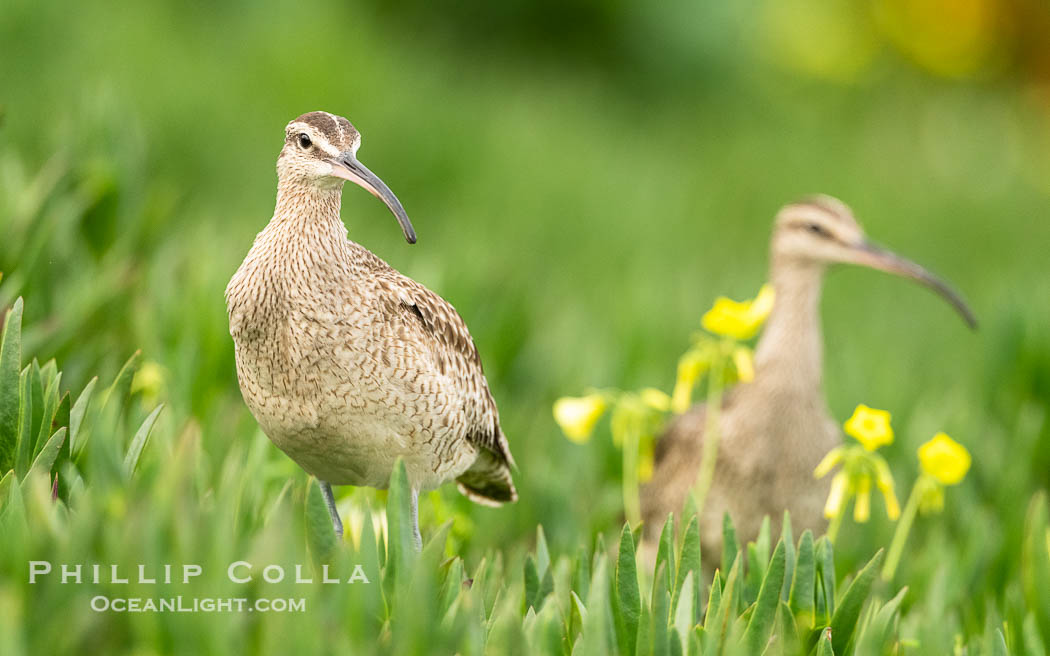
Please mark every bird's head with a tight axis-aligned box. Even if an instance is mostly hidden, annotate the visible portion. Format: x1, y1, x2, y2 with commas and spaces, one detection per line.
772, 194, 977, 328
277, 111, 416, 244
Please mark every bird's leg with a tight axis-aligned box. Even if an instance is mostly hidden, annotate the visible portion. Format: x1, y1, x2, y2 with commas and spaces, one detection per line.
410, 487, 422, 552
320, 481, 343, 541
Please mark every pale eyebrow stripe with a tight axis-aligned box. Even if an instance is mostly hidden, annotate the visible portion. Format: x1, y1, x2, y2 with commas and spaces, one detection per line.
285, 122, 340, 156
316, 137, 340, 157
796, 195, 852, 218
785, 205, 840, 224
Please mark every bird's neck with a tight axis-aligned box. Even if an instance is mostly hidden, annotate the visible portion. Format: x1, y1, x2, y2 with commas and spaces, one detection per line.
264, 182, 350, 256
753, 259, 826, 394
272, 181, 343, 228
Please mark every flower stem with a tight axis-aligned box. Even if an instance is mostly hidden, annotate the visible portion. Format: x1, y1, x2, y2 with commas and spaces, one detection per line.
826, 507, 845, 544
691, 340, 729, 516
623, 428, 640, 527
882, 475, 924, 581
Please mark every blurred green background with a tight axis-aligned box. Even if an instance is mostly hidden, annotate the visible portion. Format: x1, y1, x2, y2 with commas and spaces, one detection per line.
2, 0, 1049, 637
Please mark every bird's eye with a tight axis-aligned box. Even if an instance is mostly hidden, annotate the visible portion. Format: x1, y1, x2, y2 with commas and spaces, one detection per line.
806, 223, 827, 236
297, 133, 312, 149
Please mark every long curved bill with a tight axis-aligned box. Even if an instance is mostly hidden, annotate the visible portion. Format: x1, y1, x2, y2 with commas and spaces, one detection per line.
854, 241, 977, 329
329, 153, 417, 244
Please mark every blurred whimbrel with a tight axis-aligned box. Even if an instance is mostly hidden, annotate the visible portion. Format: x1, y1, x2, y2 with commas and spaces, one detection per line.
640, 195, 975, 565
226, 111, 516, 549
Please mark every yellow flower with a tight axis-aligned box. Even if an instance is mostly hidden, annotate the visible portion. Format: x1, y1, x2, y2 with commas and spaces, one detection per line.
854, 476, 872, 523
701, 284, 775, 341
918, 432, 971, 486
872, 457, 901, 520
553, 395, 607, 444
813, 445, 844, 479
732, 346, 756, 383
880, 483, 901, 521
640, 388, 671, 412
671, 349, 709, 414
844, 404, 894, 451
131, 361, 167, 406
751, 283, 775, 318
824, 471, 848, 519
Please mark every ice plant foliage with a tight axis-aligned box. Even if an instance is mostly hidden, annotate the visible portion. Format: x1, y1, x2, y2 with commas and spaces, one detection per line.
814, 404, 901, 542
3, 293, 971, 655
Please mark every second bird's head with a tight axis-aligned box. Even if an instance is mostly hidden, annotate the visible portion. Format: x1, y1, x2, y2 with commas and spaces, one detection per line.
277, 111, 416, 244
772, 194, 977, 328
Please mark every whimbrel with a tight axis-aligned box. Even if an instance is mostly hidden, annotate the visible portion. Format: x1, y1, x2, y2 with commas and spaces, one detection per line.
226, 111, 516, 549
640, 195, 975, 564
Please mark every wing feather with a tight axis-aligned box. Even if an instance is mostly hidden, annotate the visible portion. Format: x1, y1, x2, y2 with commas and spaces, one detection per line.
374, 265, 515, 470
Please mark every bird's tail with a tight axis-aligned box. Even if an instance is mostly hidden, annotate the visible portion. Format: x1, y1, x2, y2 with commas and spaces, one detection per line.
456, 449, 517, 506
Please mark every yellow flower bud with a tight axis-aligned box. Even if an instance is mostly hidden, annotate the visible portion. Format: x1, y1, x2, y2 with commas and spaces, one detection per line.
872, 456, 894, 490
919, 482, 945, 515
553, 395, 607, 444
131, 361, 166, 401
824, 471, 848, 519
671, 349, 709, 414
751, 283, 775, 318
881, 484, 901, 521
732, 346, 755, 383
844, 404, 894, 451
700, 284, 775, 341
871, 457, 901, 520
853, 476, 872, 523
918, 432, 971, 486
813, 445, 844, 479
640, 387, 671, 412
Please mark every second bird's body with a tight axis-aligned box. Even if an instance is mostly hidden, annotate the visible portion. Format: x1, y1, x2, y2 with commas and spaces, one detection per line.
227, 112, 515, 544
641, 196, 975, 565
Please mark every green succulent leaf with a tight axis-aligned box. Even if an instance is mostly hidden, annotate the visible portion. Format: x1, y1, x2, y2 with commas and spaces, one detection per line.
68, 377, 97, 456
0, 298, 24, 475
674, 514, 702, 619
790, 530, 816, 630
722, 512, 740, 576
1023, 492, 1050, 647
385, 457, 414, 594
615, 523, 641, 656
123, 404, 163, 474
742, 539, 786, 654
305, 477, 339, 565
26, 427, 65, 482
829, 549, 884, 655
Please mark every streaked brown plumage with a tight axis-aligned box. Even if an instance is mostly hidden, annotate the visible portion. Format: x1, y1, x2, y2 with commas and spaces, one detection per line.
640, 195, 975, 566
226, 111, 515, 547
